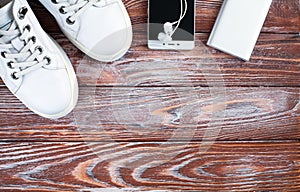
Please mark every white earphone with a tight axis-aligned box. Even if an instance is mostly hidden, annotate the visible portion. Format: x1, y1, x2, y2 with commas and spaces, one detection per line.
158, 0, 188, 43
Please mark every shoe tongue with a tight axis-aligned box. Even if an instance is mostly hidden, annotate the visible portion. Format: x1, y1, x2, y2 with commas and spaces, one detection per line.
11, 36, 24, 52
0, 1, 13, 30
69, 0, 81, 4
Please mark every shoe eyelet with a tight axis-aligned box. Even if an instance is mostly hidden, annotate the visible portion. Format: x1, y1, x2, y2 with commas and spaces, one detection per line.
51, 0, 58, 4
28, 36, 36, 44
35, 46, 43, 55
66, 17, 75, 25
59, 6, 67, 14
44, 56, 51, 65
18, 7, 28, 20
23, 24, 31, 32
11, 72, 19, 80
7, 61, 14, 69
1, 51, 7, 58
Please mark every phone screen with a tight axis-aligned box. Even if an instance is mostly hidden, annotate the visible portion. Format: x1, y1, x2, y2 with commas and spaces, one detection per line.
148, 0, 195, 41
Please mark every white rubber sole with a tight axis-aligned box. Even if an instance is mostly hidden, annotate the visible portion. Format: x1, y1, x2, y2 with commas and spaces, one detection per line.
25, 36, 79, 119
61, 1, 132, 62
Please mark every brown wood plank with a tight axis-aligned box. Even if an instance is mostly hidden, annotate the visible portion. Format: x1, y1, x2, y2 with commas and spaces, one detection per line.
1, 33, 298, 87
0, 142, 299, 191
29, 0, 300, 34
0, 86, 298, 141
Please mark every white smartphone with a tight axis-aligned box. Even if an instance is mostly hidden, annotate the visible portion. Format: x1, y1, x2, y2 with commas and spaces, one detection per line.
148, 0, 195, 50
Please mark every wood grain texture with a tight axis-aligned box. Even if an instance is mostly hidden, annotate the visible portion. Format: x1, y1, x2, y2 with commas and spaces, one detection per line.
1, 33, 298, 87
0, 142, 299, 191
29, 0, 300, 34
0, 86, 298, 141
70, 32, 299, 87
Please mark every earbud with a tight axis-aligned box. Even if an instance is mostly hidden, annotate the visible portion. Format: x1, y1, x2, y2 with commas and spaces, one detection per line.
163, 22, 173, 36
157, 0, 188, 43
158, 32, 172, 42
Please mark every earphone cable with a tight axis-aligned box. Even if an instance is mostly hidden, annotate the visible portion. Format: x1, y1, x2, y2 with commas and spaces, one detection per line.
171, 0, 187, 36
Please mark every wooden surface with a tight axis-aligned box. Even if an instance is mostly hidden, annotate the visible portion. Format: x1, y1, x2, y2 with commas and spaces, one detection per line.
0, 0, 299, 191
0, 142, 299, 191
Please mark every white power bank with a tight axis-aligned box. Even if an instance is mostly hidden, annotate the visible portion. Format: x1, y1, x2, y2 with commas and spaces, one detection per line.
207, 0, 272, 61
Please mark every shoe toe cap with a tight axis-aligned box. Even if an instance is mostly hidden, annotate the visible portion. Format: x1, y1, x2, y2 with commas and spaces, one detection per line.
75, 3, 132, 61
15, 69, 75, 118
87, 28, 131, 61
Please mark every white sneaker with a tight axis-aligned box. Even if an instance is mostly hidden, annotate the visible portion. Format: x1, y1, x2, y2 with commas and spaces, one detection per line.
0, 0, 78, 119
39, 0, 133, 62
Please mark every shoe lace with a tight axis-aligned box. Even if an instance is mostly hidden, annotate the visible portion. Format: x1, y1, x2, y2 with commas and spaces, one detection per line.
53, 0, 110, 25
0, 10, 50, 80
